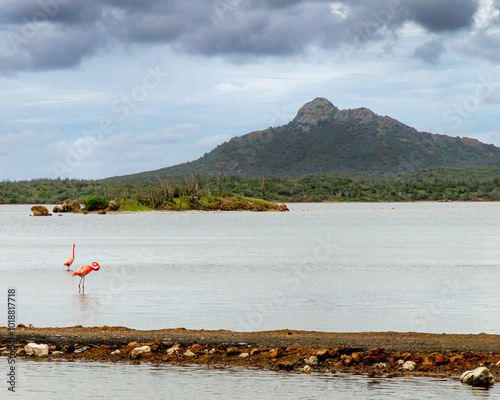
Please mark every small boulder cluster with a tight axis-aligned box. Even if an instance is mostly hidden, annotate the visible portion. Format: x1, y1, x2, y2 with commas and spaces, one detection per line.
30, 200, 120, 216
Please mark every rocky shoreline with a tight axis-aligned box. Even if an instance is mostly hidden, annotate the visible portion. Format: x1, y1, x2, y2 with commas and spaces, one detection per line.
1, 326, 499, 383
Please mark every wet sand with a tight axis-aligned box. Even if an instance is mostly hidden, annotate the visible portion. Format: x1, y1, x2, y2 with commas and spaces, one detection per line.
1, 326, 499, 379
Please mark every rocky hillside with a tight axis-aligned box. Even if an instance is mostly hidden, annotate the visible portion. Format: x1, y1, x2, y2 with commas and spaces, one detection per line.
111, 98, 500, 180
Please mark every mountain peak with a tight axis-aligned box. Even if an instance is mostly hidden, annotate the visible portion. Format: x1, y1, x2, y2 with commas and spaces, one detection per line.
293, 97, 339, 125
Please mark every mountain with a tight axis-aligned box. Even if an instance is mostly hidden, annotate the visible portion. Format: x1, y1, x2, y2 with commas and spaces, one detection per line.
113, 98, 500, 180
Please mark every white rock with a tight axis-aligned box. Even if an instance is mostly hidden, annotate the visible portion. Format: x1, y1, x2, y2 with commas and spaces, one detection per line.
460, 367, 495, 387
239, 353, 250, 358
51, 351, 64, 356
209, 348, 216, 355
402, 361, 416, 371
305, 356, 319, 366
301, 365, 312, 374
397, 359, 405, 366
111, 350, 121, 355
184, 350, 196, 357
74, 346, 89, 354
130, 346, 151, 359
496, 360, 500, 367
167, 347, 179, 355
24, 343, 49, 357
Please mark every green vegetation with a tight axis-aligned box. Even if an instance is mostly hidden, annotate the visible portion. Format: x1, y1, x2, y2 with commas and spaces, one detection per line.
2, 166, 500, 206
84, 196, 109, 211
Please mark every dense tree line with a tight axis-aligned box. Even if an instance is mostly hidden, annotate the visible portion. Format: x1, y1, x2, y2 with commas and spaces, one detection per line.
2, 167, 500, 206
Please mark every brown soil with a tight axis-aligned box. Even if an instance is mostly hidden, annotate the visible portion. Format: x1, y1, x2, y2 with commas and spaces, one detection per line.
2, 326, 499, 379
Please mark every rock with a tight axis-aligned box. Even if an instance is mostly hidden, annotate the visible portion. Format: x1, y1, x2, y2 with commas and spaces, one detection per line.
301, 365, 312, 374
277, 203, 289, 212
450, 354, 465, 363
111, 350, 121, 355
128, 342, 139, 348
250, 349, 260, 356
373, 363, 387, 368
31, 206, 50, 216
53, 201, 82, 213
341, 355, 352, 366
239, 353, 250, 358
422, 355, 434, 366
496, 361, 500, 367
184, 350, 196, 357
402, 361, 416, 371
277, 361, 295, 371
226, 347, 240, 356
167, 347, 179, 355
305, 356, 319, 366
366, 347, 382, 357
460, 367, 495, 387
108, 201, 121, 211
74, 346, 89, 354
270, 348, 280, 358
397, 359, 405, 366
130, 345, 151, 359
51, 351, 64, 356
351, 352, 363, 362
314, 349, 330, 359
433, 353, 448, 365
24, 343, 49, 357
98, 209, 107, 215
0, 325, 7, 328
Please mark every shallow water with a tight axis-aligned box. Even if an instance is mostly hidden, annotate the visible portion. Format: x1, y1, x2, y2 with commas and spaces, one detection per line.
5, 360, 498, 400
0, 202, 499, 333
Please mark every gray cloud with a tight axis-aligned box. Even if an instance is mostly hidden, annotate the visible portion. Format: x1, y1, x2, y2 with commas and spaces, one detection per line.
406, 0, 479, 32
0, 0, 488, 73
412, 39, 446, 65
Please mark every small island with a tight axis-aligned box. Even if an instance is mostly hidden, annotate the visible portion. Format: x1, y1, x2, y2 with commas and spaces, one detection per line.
31, 194, 288, 215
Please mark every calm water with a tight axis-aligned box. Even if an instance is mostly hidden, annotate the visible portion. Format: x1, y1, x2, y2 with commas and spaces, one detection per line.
4, 360, 497, 399
0, 202, 498, 333
1, 202, 500, 398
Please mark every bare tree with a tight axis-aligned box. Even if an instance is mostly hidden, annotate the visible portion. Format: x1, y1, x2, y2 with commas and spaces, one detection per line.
216, 169, 225, 195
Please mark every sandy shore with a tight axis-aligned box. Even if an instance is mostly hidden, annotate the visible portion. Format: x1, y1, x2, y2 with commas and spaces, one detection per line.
1, 326, 499, 379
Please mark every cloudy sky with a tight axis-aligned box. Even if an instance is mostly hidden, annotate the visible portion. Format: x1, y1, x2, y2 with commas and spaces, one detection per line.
1, 0, 500, 180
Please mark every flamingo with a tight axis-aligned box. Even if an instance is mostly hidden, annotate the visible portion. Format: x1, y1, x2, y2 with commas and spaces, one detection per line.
72, 262, 100, 291
63, 243, 75, 270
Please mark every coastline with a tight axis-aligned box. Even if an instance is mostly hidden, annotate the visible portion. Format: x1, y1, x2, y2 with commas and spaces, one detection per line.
1, 327, 499, 379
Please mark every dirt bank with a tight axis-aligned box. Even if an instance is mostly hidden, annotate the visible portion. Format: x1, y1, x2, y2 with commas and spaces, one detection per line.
1, 326, 499, 379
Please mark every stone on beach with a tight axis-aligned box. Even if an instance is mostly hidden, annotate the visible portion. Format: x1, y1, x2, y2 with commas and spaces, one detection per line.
130, 345, 151, 359
401, 361, 416, 371
24, 343, 49, 357
184, 350, 196, 357
31, 206, 50, 216
305, 356, 319, 366
300, 365, 312, 374
460, 367, 495, 387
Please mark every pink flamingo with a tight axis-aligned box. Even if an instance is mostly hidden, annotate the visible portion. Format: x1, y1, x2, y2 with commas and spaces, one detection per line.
63, 243, 75, 270
72, 262, 100, 291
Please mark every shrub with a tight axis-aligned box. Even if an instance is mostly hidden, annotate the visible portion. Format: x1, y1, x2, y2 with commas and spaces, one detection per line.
84, 196, 109, 211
